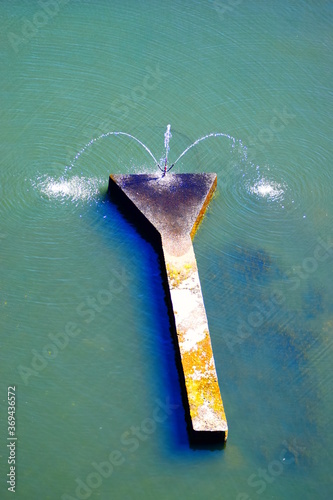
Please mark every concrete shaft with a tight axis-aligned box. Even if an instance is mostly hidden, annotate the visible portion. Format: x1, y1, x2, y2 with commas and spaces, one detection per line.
163, 236, 227, 434
109, 173, 228, 439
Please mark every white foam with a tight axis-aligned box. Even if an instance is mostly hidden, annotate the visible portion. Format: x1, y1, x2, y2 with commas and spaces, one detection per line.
249, 178, 285, 201
38, 176, 103, 202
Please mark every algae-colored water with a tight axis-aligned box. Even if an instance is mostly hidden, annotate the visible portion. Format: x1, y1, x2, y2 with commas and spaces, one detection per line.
0, 1, 332, 499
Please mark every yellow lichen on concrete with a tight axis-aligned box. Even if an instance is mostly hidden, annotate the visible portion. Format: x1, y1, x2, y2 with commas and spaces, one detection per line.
166, 262, 193, 288
190, 175, 217, 239
165, 242, 228, 436
179, 329, 227, 431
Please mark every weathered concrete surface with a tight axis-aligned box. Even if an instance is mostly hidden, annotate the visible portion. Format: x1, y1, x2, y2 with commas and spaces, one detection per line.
109, 173, 228, 440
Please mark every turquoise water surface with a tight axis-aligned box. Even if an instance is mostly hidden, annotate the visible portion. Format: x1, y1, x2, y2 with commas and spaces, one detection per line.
0, 1, 332, 499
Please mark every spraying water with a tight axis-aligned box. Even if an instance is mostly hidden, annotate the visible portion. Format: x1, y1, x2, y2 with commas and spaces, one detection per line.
173, 132, 236, 166
163, 124, 172, 175
65, 131, 159, 173
66, 125, 239, 177
157, 128, 238, 175
34, 125, 246, 204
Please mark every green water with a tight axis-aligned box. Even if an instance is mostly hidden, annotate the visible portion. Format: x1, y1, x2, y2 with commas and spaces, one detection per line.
1, 1, 332, 499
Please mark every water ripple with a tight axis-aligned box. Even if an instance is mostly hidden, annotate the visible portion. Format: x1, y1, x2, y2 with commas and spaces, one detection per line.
36, 175, 104, 204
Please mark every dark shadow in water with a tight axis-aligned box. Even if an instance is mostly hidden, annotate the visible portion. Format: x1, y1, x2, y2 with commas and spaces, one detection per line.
102, 181, 227, 450
202, 242, 322, 461
88, 190, 189, 450
301, 283, 325, 320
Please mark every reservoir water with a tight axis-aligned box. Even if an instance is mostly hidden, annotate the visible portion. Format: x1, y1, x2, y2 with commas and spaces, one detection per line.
0, 1, 332, 499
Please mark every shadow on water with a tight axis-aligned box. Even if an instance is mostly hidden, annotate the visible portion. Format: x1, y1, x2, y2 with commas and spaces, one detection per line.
203, 242, 324, 463
302, 283, 325, 320
87, 185, 227, 453
88, 191, 188, 447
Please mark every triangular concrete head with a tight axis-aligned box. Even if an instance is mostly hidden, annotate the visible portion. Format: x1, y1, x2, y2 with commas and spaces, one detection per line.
109, 173, 217, 243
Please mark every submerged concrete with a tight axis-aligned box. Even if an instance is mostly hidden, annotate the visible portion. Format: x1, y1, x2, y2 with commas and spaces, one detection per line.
109, 173, 228, 441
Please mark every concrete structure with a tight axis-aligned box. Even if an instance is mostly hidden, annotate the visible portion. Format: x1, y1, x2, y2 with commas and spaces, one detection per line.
108, 173, 228, 442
